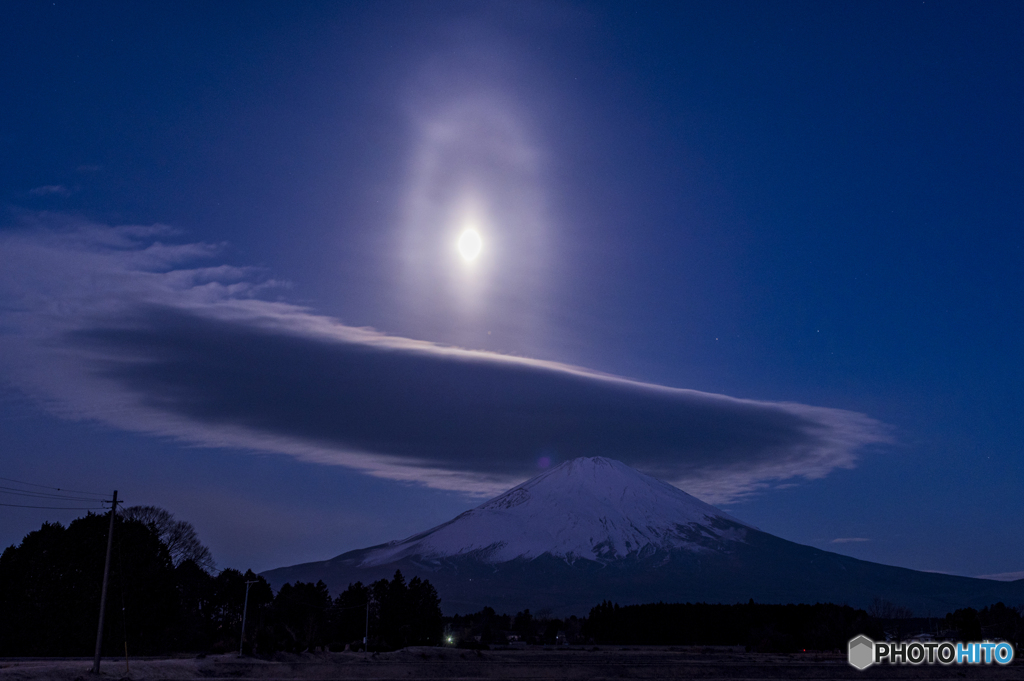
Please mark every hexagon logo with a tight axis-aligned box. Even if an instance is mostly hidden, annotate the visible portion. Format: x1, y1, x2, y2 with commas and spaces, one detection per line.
848, 635, 874, 670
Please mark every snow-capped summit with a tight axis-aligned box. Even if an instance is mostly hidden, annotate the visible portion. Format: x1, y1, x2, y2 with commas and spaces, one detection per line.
353, 457, 750, 566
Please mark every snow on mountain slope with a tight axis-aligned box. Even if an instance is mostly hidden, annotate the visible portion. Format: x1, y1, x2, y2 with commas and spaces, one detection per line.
352, 457, 751, 566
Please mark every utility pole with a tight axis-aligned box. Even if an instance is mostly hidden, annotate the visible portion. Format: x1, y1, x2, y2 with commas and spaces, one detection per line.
91, 490, 119, 675
364, 597, 370, 653
239, 580, 257, 657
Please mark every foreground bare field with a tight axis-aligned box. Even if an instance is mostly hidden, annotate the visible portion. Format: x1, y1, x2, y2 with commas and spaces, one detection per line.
1, 647, 1018, 681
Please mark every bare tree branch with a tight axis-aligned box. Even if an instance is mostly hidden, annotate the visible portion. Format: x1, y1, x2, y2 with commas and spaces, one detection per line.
121, 505, 215, 571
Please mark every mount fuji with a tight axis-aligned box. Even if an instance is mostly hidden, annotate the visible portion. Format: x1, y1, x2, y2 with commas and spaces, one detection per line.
263, 457, 1023, 616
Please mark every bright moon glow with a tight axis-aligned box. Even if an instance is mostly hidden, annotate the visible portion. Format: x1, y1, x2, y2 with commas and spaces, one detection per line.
458, 229, 482, 261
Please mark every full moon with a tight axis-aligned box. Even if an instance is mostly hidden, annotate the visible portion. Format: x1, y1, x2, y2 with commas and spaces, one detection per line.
458, 229, 482, 261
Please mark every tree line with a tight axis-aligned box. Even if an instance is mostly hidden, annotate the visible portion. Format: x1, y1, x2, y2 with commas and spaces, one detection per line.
439, 601, 1023, 651
583, 600, 881, 651
581, 600, 1024, 651
259, 571, 443, 652
0, 509, 441, 655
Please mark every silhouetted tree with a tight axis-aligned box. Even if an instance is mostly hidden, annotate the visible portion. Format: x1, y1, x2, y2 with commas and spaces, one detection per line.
173, 558, 216, 650
372, 570, 408, 648
514, 608, 536, 639
357, 571, 443, 649
946, 607, 983, 641
406, 576, 443, 645
0, 513, 179, 655
208, 568, 273, 653
273, 580, 332, 652
121, 506, 215, 571
977, 603, 1023, 647
329, 581, 370, 649
868, 597, 914, 642
543, 618, 563, 644
477, 606, 499, 644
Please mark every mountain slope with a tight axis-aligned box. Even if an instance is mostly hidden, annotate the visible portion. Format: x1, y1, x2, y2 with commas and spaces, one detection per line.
263, 457, 1024, 616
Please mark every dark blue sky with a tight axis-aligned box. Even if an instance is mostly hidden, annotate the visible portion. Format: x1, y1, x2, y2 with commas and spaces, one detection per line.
1, 1, 1021, 581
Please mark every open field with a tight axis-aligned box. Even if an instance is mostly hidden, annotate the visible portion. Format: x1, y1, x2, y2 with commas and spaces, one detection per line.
1, 647, 1019, 681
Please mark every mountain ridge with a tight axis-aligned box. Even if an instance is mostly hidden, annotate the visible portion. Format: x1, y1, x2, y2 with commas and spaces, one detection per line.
263, 457, 1024, 616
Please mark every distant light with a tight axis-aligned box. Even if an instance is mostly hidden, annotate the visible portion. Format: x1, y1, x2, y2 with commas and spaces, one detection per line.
446, 636, 454, 643
458, 229, 482, 261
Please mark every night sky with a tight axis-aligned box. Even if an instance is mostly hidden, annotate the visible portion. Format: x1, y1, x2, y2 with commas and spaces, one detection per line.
1, 1, 1021, 581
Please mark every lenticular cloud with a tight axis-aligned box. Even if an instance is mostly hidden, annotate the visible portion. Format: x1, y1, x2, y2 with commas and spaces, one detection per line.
0, 218, 891, 502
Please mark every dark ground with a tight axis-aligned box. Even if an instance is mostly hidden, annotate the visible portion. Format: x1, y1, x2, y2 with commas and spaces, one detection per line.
1, 647, 1019, 681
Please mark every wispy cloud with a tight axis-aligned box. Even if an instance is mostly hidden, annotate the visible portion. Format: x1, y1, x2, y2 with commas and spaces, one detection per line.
975, 571, 1024, 582
29, 185, 71, 197
831, 537, 871, 544
0, 217, 892, 502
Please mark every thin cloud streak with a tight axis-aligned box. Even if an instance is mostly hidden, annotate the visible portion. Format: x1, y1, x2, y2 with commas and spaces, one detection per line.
976, 571, 1024, 582
0, 219, 892, 502
29, 185, 71, 197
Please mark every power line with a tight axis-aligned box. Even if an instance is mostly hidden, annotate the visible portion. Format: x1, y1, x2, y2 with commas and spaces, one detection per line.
0, 475, 108, 498
0, 484, 97, 496
0, 475, 112, 510
0, 486, 109, 502
0, 502, 108, 509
